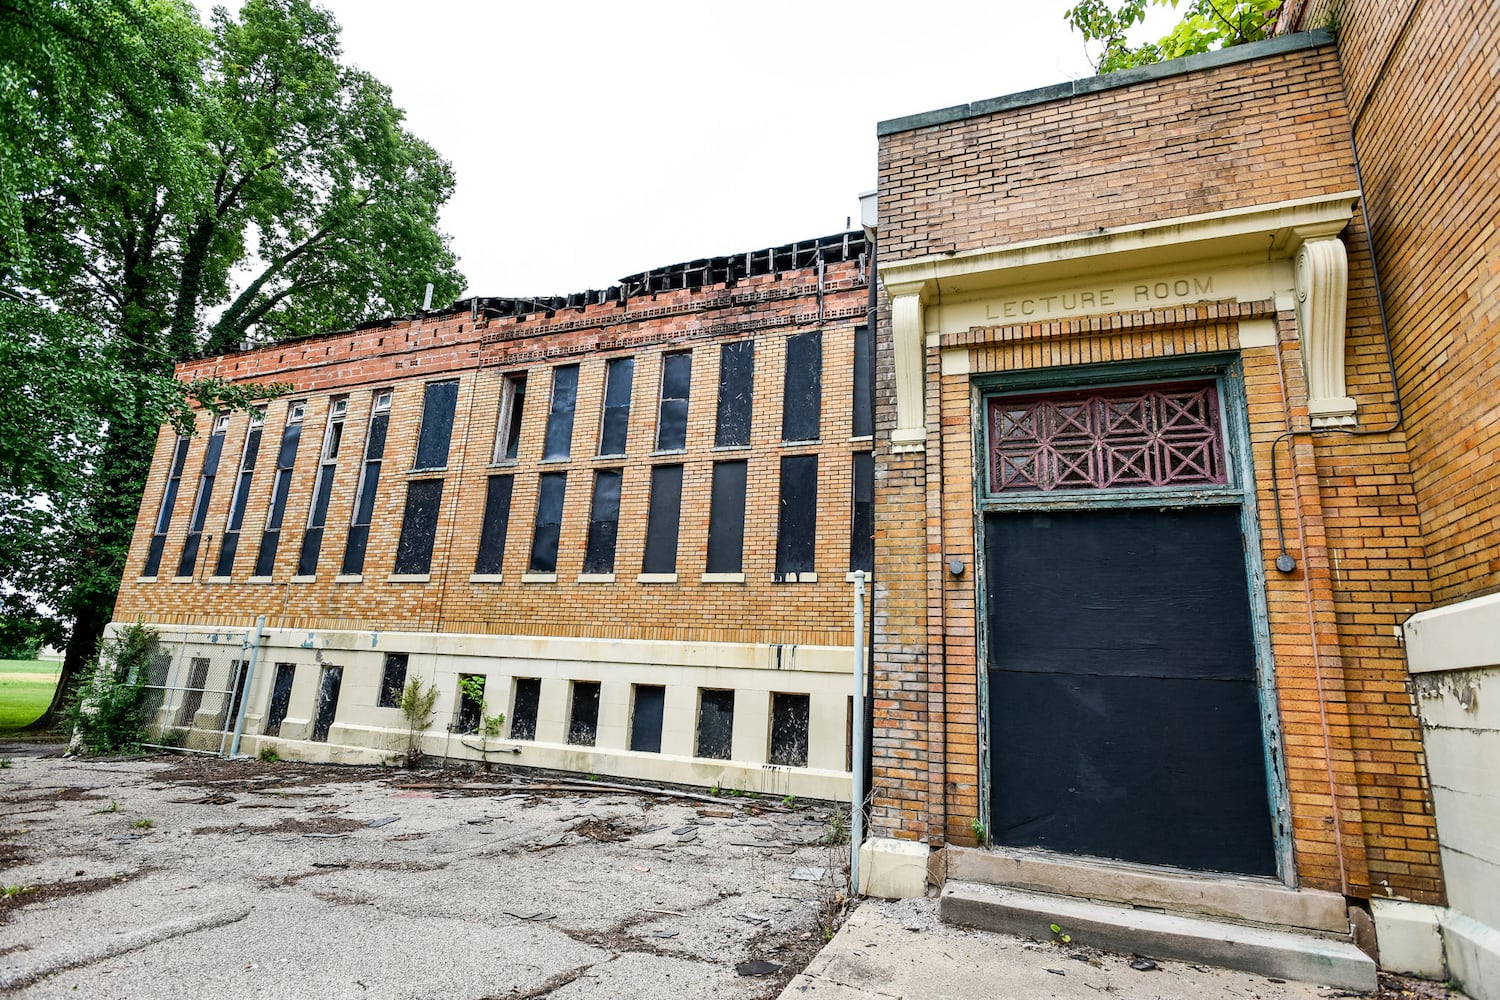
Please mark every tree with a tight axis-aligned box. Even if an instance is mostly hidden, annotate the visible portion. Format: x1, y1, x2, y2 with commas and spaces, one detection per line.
2, 0, 464, 725
1065, 0, 1284, 73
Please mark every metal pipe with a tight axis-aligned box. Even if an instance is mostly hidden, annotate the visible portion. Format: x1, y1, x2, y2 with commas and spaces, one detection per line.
851, 570, 867, 896
229, 615, 267, 757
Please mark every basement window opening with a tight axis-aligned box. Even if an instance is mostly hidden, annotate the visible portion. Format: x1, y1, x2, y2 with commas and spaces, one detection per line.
568, 681, 601, 746
263, 663, 296, 737
454, 674, 484, 734
630, 684, 665, 753
769, 692, 811, 767
509, 678, 541, 740
378, 652, 408, 709
696, 688, 735, 760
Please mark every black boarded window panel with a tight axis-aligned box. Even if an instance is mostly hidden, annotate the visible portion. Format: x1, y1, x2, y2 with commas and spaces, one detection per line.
341, 390, 391, 575
177, 416, 228, 578
850, 451, 874, 573
510, 678, 541, 740
568, 681, 600, 746
542, 364, 580, 461
656, 351, 692, 452
696, 689, 735, 760
474, 474, 514, 575
413, 380, 459, 470
529, 472, 567, 573
630, 685, 665, 753
584, 469, 622, 574
263, 663, 296, 736
781, 330, 822, 443
378, 652, 408, 709
852, 325, 873, 438
597, 357, 634, 456
775, 454, 818, 581
144, 435, 192, 577
706, 460, 747, 574
642, 464, 683, 574
216, 410, 265, 577
455, 674, 484, 733
254, 403, 306, 578
770, 692, 811, 767
393, 479, 444, 574
714, 340, 754, 447
311, 665, 343, 743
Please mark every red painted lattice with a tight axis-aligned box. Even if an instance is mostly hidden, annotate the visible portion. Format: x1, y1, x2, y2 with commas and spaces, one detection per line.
988, 382, 1226, 493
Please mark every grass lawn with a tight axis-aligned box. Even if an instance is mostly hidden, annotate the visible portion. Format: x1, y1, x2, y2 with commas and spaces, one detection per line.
0, 659, 63, 731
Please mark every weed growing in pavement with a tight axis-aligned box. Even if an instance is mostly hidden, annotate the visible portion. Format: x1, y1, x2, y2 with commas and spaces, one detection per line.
94, 800, 119, 814
823, 808, 850, 847
0, 758, 11, 769
1049, 922, 1073, 944
782, 794, 796, 808
398, 677, 439, 767
257, 746, 280, 763
132, 818, 154, 830
3, 884, 33, 900
971, 817, 987, 845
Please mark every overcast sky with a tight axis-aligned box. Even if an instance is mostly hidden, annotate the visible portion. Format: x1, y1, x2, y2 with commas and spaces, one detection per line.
200, 1, 1176, 300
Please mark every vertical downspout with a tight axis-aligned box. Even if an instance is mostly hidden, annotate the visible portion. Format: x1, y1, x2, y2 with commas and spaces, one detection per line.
851, 571, 867, 893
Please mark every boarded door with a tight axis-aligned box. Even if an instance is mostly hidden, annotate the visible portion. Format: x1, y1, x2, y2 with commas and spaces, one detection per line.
986, 505, 1275, 876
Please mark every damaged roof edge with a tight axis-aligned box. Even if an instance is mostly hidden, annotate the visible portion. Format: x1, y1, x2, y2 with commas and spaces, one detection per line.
876, 30, 1336, 137
183, 229, 868, 364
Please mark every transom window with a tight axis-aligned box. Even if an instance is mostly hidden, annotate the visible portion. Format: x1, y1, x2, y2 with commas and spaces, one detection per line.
987, 382, 1226, 494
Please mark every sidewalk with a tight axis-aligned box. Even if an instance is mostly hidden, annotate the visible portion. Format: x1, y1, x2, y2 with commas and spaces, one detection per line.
781, 897, 1391, 1000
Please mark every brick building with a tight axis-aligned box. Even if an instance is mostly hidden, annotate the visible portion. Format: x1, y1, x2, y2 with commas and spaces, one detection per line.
112, 233, 874, 801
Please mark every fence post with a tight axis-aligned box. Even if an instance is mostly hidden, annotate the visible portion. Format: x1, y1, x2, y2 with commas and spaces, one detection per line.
229, 616, 267, 758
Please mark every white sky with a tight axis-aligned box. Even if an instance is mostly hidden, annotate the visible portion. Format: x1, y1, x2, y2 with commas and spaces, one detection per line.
200, 1, 1177, 300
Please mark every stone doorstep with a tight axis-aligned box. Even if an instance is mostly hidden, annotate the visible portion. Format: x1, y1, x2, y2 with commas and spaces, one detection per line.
946, 845, 1350, 936
941, 880, 1378, 993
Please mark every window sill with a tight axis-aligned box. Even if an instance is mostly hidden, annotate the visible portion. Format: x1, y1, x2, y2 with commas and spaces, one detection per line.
407, 466, 448, 476
335, 574, 363, 584
711, 444, 751, 452
537, 457, 571, 465
469, 573, 504, 583
650, 448, 687, 457
637, 573, 677, 584
487, 460, 518, 469
577, 573, 615, 584
206, 576, 232, 584
594, 453, 626, 461
247, 576, 275, 585
701, 572, 745, 584
849, 435, 873, 444
781, 439, 821, 447
290, 575, 316, 584
136, 576, 157, 583
778, 572, 819, 583
387, 573, 432, 583
521, 572, 557, 584
170, 576, 194, 584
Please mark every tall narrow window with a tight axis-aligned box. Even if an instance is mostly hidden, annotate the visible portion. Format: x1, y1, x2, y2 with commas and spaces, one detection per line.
253, 401, 306, 578
473, 474, 514, 575
597, 357, 634, 457
509, 678, 541, 740
642, 464, 683, 575
782, 331, 822, 442
696, 689, 735, 760
492, 373, 527, 463
775, 454, 818, 581
543, 365, 579, 461
714, 341, 754, 447
413, 380, 459, 470
630, 685, 665, 753
568, 681, 600, 746
264, 663, 296, 736
179, 657, 210, 727
850, 451, 874, 574
378, 652, 408, 709
770, 692, 811, 767
706, 460, 747, 574
177, 413, 230, 578
852, 325, 873, 438
583, 469, 622, 574
297, 397, 347, 576
393, 480, 444, 575
143, 434, 192, 577
216, 409, 266, 577
341, 389, 391, 575
529, 472, 567, 573
656, 351, 692, 452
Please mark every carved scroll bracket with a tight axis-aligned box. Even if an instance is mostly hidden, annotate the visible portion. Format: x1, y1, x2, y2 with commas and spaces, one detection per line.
1291, 227, 1357, 427
888, 282, 929, 451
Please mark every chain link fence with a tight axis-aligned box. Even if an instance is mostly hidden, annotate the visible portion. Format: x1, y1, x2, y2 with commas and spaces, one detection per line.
140, 629, 257, 756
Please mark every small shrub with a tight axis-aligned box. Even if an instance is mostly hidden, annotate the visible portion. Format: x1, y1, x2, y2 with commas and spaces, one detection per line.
398, 676, 439, 768
257, 746, 280, 763
65, 622, 164, 755
823, 808, 850, 847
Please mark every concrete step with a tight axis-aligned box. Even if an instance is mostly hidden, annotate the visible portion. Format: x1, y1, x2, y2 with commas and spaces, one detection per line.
941, 880, 1378, 993
946, 845, 1349, 935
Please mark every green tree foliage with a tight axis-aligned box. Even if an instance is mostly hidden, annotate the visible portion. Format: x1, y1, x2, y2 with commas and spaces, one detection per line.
63, 620, 164, 755
1065, 0, 1283, 73
1, 0, 464, 723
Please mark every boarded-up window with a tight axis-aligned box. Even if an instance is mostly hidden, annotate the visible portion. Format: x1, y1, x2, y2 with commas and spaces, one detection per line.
598, 357, 634, 457
852, 325, 873, 438
781, 331, 822, 443
493, 374, 527, 463
569, 681, 600, 746
144, 434, 192, 577
706, 461, 747, 574
474, 474, 514, 575
178, 414, 229, 578
215, 408, 265, 577
696, 689, 735, 760
341, 390, 391, 575
413, 380, 459, 470
311, 665, 342, 742
179, 657, 210, 726
543, 365, 580, 461
529, 472, 567, 573
775, 455, 818, 580
714, 341, 754, 447
393, 480, 444, 574
630, 685, 665, 753
455, 674, 484, 733
656, 351, 692, 452
850, 451, 874, 573
510, 678, 541, 740
378, 652, 408, 709
264, 663, 296, 737
770, 692, 811, 767
584, 469, 622, 574
298, 397, 348, 576
254, 401, 306, 577
642, 464, 683, 574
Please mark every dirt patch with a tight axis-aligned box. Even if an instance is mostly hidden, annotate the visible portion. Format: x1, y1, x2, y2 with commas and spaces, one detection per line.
192, 815, 365, 836
1372, 972, 1464, 999
0, 872, 142, 924
568, 817, 640, 843
0, 829, 28, 870
150, 756, 389, 793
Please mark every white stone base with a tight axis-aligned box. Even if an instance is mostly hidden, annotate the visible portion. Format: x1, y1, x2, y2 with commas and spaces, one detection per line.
858, 837, 930, 899
1370, 899, 1446, 978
